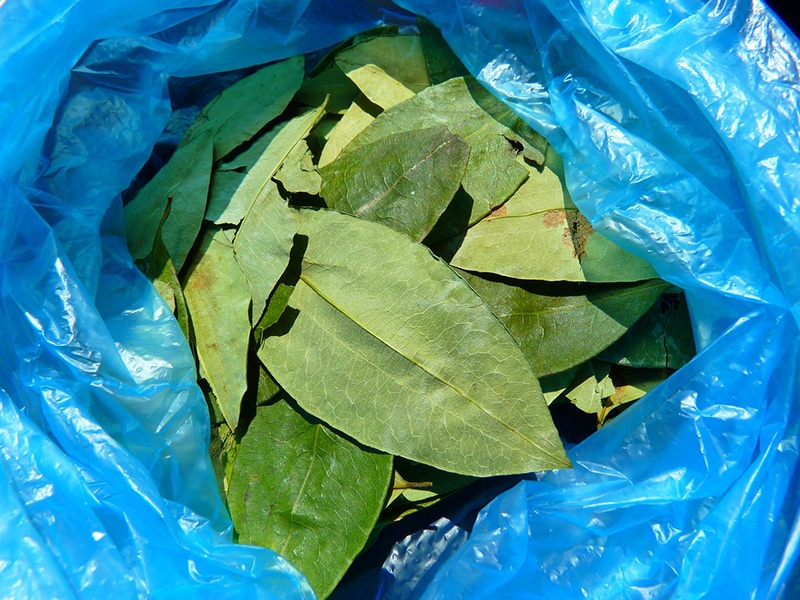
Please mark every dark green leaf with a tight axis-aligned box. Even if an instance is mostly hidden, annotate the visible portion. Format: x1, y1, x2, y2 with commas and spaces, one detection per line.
183, 56, 305, 160
144, 200, 192, 343
296, 65, 359, 115
417, 16, 470, 85
228, 397, 392, 600
345, 77, 529, 225
458, 271, 669, 377
598, 292, 696, 369
125, 129, 213, 271
258, 208, 569, 476
320, 126, 470, 241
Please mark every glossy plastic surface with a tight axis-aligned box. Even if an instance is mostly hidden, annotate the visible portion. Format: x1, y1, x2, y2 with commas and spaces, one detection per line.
1, 0, 798, 598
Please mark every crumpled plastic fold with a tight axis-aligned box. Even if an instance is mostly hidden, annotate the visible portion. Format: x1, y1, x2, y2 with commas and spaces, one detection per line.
1, 0, 798, 598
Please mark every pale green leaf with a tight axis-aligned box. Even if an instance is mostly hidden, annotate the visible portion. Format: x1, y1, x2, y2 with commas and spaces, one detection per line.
336, 63, 415, 110
183, 56, 305, 160
440, 162, 658, 282
320, 126, 469, 242
228, 397, 392, 599
318, 96, 376, 168
274, 140, 322, 195
564, 361, 614, 414
458, 271, 669, 377
258, 208, 569, 476
233, 180, 297, 324
335, 34, 430, 93
334, 34, 429, 110
206, 105, 325, 225
206, 103, 327, 225
183, 228, 251, 429
125, 129, 213, 271
345, 77, 529, 225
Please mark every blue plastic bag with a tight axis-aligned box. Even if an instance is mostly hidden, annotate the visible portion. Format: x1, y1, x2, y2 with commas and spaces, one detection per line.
1, 0, 798, 598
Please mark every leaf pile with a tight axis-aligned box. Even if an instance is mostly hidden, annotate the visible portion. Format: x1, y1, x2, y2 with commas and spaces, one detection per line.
124, 21, 696, 599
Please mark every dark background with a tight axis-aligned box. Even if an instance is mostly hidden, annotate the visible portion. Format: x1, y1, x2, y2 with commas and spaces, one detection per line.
765, 0, 798, 37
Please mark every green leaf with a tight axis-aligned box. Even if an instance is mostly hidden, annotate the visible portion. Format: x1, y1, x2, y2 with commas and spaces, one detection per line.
183, 56, 305, 160
563, 361, 615, 414
206, 103, 327, 225
458, 271, 670, 377
183, 227, 251, 429
233, 180, 298, 324
597, 366, 670, 425
254, 282, 295, 345
439, 162, 658, 282
296, 65, 360, 115
334, 34, 430, 109
320, 126, 470, 242
598, 292, 696, 369
258, 208, 569, 476
125, 129, 213, 271
345, 77, 529, 226
318, 96, 377, 168
417, 16, 470, 85
228, 397, 392, 600
274, 140, 322, 196
144, 201, 192, 343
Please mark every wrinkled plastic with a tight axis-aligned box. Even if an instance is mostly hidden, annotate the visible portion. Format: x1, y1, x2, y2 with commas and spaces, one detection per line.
1, 0, 798, 598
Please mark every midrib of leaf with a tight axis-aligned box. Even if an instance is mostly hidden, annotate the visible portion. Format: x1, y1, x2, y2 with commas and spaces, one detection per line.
297, 272, 564, 463
484, 208, 578, 222
351, 135, 460, 218
495, 280, 667, 319
280, 423, 322, 555
238, 101, 327, 236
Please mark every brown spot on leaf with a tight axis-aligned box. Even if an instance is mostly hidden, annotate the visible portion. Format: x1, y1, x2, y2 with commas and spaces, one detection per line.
562, 210, 594, 259
487, 205, 508, 219
543, 209, 567, 228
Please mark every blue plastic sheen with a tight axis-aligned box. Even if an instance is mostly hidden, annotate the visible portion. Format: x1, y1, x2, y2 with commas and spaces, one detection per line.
1, 0, 798, 598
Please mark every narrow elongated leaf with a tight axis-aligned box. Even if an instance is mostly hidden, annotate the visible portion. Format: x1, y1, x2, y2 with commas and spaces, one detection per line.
183, 228, 251, 429
228, 397, 392, 600
320, 126, 470, 241
206, 103, 327, 225
183, 56, 305, 160
598, 292, 696, 369
345, 77, 528, 224
145, 209, 192, 344
233, 180, 297, 323
459, 271, 669, 377
125, 129, 213, 271
441, 163, 658, 282
258, 209, 569, 476
318, 97, 376, 168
